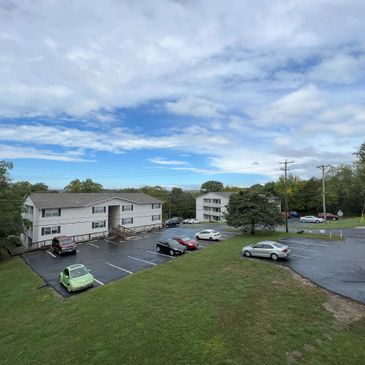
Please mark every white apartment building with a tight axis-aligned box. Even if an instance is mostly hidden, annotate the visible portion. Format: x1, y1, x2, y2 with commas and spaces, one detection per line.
23, 192, 162, 248
196, 192, 282, 222
196, 192, 233, 222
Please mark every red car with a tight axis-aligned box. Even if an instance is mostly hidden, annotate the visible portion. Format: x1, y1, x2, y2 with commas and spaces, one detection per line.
172, 236, 198, 250
52, 235, 77, 255
317, 213, 339, 220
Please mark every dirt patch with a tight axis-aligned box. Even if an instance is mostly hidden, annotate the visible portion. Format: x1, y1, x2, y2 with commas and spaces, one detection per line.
323, 295, 365, 327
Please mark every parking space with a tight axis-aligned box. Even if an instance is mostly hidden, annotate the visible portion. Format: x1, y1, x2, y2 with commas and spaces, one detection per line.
23, 224, 236, 298
277, 237, 365, 304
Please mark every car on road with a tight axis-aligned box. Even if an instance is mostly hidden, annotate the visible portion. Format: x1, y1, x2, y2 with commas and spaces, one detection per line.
165, 219, 179, 228
300, 215, 324, 223
52, 235, 77, 255
317, 213, 338, 220
290, 211, 300, 218
59, 264, 94, 293
241, 241, 290, 261
173, 236, 198, 250
156, 239, 186, 256
195, 229, 221, 241
183, 218, 200, 224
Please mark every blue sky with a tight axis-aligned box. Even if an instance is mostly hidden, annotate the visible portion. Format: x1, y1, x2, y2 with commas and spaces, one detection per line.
0, 0, 365, 190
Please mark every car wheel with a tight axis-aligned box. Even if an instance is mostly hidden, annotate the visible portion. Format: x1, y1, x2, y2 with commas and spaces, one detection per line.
67, 284, 72, 293
271, 253, 279, 261
156, 245, 161, 252
195, 235, 199, 240
209, 237, 213, 241
302, 220, 306, 223
315, 220, 320, 223
244, 251, 251, 257
169, 249, 174, 256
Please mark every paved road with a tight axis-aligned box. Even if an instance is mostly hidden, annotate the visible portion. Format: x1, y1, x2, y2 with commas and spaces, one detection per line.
278, 235, 365, 304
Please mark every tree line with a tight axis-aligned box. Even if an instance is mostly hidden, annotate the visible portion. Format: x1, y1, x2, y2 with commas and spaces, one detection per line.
0, 141, 363, 254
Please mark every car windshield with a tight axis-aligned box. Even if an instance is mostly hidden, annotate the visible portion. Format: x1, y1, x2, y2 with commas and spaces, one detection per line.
182, 237, 192, 241
70, 267, 89, 278
60, 239, 74, 246
167, 239, 181, 247
272, 242, 284, 248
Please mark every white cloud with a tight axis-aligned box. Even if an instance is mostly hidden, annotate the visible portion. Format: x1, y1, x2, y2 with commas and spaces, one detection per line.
165, 97, 221, 118
148, 157, 188, 165
0, 144, 95, 162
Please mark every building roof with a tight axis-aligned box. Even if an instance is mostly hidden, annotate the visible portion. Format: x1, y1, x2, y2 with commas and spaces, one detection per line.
28, 192, 162, 209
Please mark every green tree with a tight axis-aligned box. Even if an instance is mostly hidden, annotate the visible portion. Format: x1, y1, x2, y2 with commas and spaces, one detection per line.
200, 180, 224, 192
64, 178, 102, 193
225, 191, 283, 234
0, 161, 24, 256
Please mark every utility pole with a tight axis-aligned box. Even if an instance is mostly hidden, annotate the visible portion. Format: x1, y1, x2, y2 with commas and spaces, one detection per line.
317, 165, 330, 223
169, 196, 172, 220
280, 160, 295, 233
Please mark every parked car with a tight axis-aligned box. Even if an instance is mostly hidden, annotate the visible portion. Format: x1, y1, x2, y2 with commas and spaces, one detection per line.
173, 236, 198, 250
300, 215, 324, 223
165, 219, 179, 228
317, 213, 338, 220
59, 264, 94, 293
195, 229, 221, 241
290, 211, 300, 218
52, 235, 77, 255
182, 218, 191, 224
156, 239, 186, 256
241, 241, 290, 261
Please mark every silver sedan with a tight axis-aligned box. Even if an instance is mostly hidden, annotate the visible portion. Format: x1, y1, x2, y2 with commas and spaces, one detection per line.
241, 241, 290, 261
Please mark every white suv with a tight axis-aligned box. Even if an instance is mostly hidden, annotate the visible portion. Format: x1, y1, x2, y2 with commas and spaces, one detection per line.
195, 229, 221, 241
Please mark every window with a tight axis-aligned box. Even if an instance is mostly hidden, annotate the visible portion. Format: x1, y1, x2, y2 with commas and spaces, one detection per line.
42, 208, 61, 217
152, 203, 161, 209
122, 204, 133, 211
152, 215, 161, 221
92, 206, 106, 214
92, 221, 106, 229
122, 218, 133, 225
203, 198, 211, 203
41, 226, 60, 235
212, 199, 221, 204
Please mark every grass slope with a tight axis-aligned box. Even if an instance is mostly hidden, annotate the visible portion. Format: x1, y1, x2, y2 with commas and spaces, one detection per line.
1, 233, 364, 365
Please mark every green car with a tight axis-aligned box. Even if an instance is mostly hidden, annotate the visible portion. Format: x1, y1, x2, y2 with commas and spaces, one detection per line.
59, 264, 94, 293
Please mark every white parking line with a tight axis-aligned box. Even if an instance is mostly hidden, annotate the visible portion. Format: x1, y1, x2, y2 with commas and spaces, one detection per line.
93, 278, 104, 285
47, 250, 56, 258
105, 239, 117, 245
76, 250, 80, 253
291, 247, 321, 252
291, 254, 308, 258
106, 262, 133, 274
145, 250, 175, 259
127, 256, 157, 266
87, 242, 100, 248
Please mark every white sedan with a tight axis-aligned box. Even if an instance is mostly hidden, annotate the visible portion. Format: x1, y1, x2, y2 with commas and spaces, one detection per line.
300, 215, 324, 223
195, 229, 221, 241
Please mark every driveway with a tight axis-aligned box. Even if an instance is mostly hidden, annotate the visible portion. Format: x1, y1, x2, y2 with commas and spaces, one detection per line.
23, 224, 235, 298
278, 236, 365, 304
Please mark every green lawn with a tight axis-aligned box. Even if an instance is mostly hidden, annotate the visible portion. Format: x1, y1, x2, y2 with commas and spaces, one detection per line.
294, 217, 365, 230
1, 233, 364, 365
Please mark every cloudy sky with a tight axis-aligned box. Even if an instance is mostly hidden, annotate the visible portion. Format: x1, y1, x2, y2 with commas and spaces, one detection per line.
0, 0, 364, 189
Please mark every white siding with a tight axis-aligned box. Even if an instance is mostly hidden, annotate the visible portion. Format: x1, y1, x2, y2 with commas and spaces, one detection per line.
25, 197, 162, 246
196, 192, 231, 222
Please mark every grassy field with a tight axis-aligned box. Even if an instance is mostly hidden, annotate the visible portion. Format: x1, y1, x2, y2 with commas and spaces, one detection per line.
294, 217, 365, 230
1, 232, 364, 365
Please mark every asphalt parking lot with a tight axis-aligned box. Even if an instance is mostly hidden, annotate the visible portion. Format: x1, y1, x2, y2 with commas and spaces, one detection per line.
23, 224, 235, 298
278, 237, 365, 304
